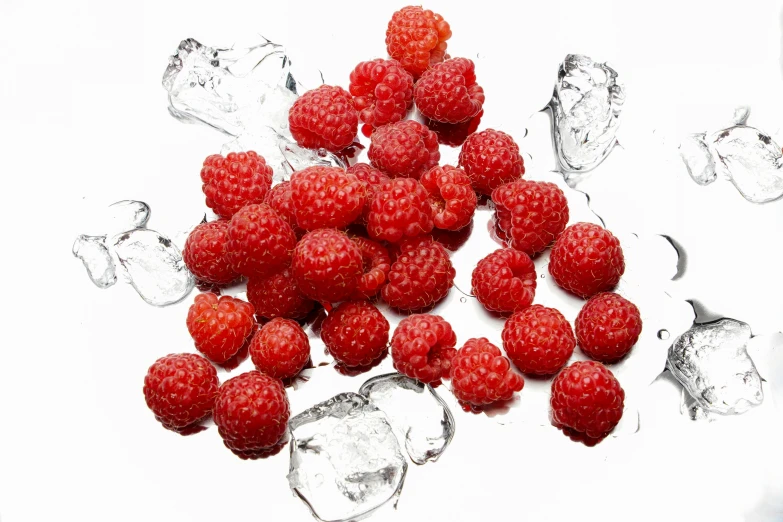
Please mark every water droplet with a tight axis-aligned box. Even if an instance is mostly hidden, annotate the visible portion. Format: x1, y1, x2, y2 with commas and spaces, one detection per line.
657, 329, 670, 340
460, 297, 467, 303
540, 274, 545, 278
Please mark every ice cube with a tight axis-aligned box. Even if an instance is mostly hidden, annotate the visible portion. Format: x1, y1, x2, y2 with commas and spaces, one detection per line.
287, 392, 407, 522
72, 235, 117, 289
710, 125, 783, 203
107, 200, 151, 231
667, 318, 763, 415
359, 373, 455, 465
550, 54, 625, 173
162, 36, 320, 138
111, 229, 195, 306
678, 133, 717, 186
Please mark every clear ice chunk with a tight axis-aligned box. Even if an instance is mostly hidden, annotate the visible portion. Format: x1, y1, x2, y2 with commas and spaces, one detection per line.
107, 200, 151, 231
162, 36, 319, 137
287, 392, 407, 522
710, 125, 783, 203
359, 373, 455, 465
667, 318, 763, 415
679, 133, 717, 186
111, 229, 195, 306
72, 235, 117, 289
222, 128, 345, 183
550, 54, 625, 173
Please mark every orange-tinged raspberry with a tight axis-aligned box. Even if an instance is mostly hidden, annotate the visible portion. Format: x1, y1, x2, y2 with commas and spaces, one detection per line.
386, 6, 452, 78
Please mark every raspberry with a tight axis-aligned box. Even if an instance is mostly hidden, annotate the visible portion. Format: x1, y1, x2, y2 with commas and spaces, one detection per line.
213, 371, 290, 453
292, 229, 364, 304
432, 221, 473, 251
367, 178, 434, 243
289, 166, 364, 230
346, 163, 391, 224
471, 248, 536, 314
549, 223, 625, 298
420, 165, 477, 231
321, 301, 390, 367
289, 85, 358, 152
186, 293, 256, 364
390, 314, 457, 384
247, 268, 314, 320
551, 361, 625, 439
381, 236, 455, 311
575, 292, 642, 363
502, 305, 576, 375
368, 120, 440, 179
459, 129, 525, 195
182, 220, 238, 285
350, 236, 391, 300
143, 353, 219, 430
385, 6, 451, 78
200, 151, 273, 219
249, 318, 310, 380
264, 182, 303, 236
226, 203, 296, 278
451, 338, 524, 406
414, 58, 485, 124
425, 109, 483, 147
491, 180, 569, 256
349, 59, 414, 128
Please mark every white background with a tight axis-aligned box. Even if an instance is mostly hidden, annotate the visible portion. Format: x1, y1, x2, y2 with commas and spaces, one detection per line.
1, 0, 783, 521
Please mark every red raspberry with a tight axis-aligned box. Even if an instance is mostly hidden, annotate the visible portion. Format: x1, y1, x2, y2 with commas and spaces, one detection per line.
551, 361, 625, 439
292, 229, 363, 304
186, 293, 256, 364
368, 120, 440, 179
289, 166, 364, 230
321, 301, 390, 367
367, 178, 434, 243
213, 371, 290, 453
549, 223, 625, 298
502, 305, 576, 375
182, 220, 238, 285
390, 314, 457, 384
471, 248, 536, 314
381, 236, 454, 311
249, 318, 310, 380
143, 353, 219, 430
420, 165, 477, 231
350, 236, 391, 300
492, 180, 569, 256
575, 292, 642, 363
226, 203, 296, 278
459, 129, 525, 195
201, 151, 273, 219
247, 268, 314, 320
288, 85, 358, 152
414, 58, 485, 124
346, 163, 391, 224
425, 109, 483, 147
451, 338, 524, 406
349, 59, 414, 128
385, 6, 451, 78
264, 182, 303, 236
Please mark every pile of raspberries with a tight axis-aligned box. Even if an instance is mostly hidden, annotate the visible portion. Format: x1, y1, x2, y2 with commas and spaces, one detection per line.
143, 5, 643, 458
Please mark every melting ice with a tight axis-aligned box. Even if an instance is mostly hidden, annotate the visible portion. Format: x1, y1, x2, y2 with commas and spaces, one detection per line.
72, 235, 116, 289
667, 318, 763, 415
287, 393, 407, 522
550, 54, 625, 174
359, 373, 455, 465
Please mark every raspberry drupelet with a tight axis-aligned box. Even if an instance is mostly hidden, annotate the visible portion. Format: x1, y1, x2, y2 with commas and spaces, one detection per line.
346, 163, 391, 225
349, 236, 391, 300
349, 58, 414, 129
414, 58, 485, 124
385, 6, 451, 78
264, 182, 304, 236
368, 120, 440, 179
200, 151, 273, 219
391, 313, 457, 384
289, 85, 358, 152
471, 248, 537, 314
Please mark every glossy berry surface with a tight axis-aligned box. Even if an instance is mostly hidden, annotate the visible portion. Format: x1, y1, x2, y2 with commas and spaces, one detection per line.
502, 305, 576, 375
289, 85, 358, 152
321, 301, 390, 367
451, 338, 524, 406
391, 314, 457, 384
576, 292, 642, 363
186, 293, 256, 364
249, 318, 310, 380
471, 248, 536, 314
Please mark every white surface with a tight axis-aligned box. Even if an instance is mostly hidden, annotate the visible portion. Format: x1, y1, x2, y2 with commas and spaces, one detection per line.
2, 1, 783, 521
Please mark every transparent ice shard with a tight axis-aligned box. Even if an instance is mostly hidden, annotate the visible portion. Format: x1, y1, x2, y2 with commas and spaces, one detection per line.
72, 235, 117, 289
679, 133, 717, 186
667, 318, 763, 415
710, 125, 783, 203
359, 373, 455, 465
680, 387, 713, 421
288, 393, 407, 522
162, 36, 321, 137
222, 128, 345, 182
107, 200, 151, 232
111, 229, 195, 306
549, 54, 625, 174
